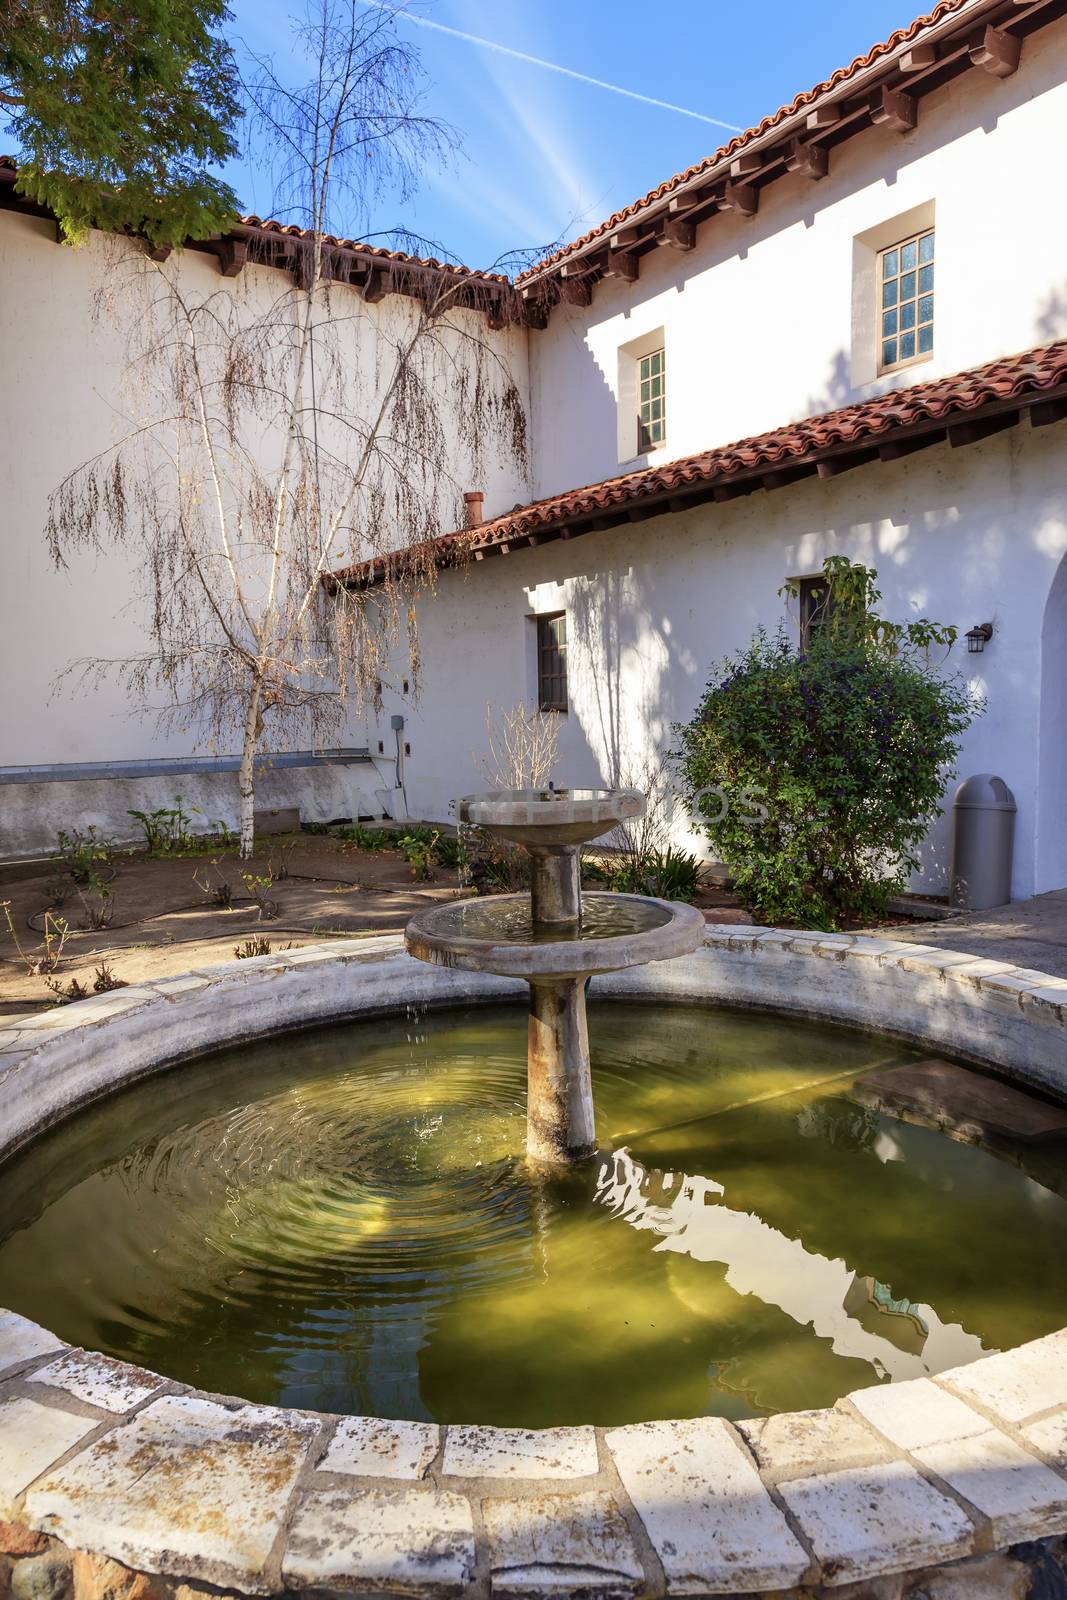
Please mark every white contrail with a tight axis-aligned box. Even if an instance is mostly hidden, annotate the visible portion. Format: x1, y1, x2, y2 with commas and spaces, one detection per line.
363, 3, 744, 132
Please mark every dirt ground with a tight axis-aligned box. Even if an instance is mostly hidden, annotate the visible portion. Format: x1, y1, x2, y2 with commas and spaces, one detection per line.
0, 828, 754, 1018
0, 832, 467, 1017
0, 824, 757, 1020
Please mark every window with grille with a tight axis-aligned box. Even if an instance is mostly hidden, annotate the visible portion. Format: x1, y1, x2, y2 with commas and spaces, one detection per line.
879, 229, 935, 373
798, 575, 836, 651
536, 612, 568, 712
638, 348, 666, 451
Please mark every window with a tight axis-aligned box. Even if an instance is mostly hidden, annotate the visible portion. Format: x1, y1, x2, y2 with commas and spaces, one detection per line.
536, 612, 568, 712
878, 228, 935, 373
798, 575, 836, 650
638, 348, 666, 451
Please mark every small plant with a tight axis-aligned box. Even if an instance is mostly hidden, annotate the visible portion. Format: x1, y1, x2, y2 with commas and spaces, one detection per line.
399, 829, 438, 881
466, 830, 531, 895
336, 824, 392, 852
303, 820, 330, 835
241, 869, 278, 920
45, 975, 89, 1005
127, 795, 194, 855
234, 937, 293, 959
193, 861, 233, 907
431, 833, 468, 871
92, 963, 128, 992
53, 826, 113, 885
607, 846, 703, 902
268, 842, 296, 881
74, 881, 114, 929
2, 901, 71, 976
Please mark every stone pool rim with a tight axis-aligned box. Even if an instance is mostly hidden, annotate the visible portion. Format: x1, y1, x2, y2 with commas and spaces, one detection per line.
1, 925, 1066, 1597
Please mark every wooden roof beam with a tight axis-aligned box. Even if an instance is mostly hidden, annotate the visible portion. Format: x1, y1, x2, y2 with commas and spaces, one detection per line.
969, 24, 1021, 75
361, 266, 388, 303
729, 151, 763, 179
720, 182, 759, 217
784, 140, 829, 180
217, 238, 248, 277
900, 43, 938, 69
948, 412, 1019, 447
1031, 396, 1067, 427
601, 250, 639, 282
870, 85, 917, 132
558, 276, 592, 307
657, 217, 695, 251
805, 102, 842, 131
609, 225, 642, 249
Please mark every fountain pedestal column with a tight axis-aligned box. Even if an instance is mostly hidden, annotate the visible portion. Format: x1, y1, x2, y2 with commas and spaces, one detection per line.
527, 977, 596, 1163
528, 845, 581, 928
407, 786, 703, 1169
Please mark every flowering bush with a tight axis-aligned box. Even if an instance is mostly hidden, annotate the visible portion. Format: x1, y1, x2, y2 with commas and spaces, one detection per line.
674, 563, 979, 930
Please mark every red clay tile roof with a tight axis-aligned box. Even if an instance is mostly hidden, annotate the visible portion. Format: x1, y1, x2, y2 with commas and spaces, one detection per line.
0, 156, 510, 286
516, 0, 975, 283
236, 214, 510, 284
335, 339, 1067, 589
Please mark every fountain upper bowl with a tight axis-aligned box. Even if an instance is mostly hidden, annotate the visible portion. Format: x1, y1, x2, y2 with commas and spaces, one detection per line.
405, 891, 705, 981
458, 787, 644, 848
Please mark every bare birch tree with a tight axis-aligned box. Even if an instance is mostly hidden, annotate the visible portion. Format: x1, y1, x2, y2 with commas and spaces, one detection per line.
45, 0, 529, 856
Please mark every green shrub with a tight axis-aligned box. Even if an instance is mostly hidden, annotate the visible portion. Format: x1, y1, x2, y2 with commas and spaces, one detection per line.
607, 846, 703, 902
675, 562, 978, 931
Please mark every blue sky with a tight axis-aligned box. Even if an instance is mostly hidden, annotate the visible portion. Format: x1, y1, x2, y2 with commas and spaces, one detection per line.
228, 0, 916, 272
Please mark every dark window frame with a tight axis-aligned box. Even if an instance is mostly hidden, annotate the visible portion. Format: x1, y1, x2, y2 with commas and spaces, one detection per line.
798, 575, 836, 651
536, 611, 568, 713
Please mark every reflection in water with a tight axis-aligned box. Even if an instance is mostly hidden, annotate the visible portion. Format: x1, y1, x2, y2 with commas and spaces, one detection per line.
596, 1149, 988, 1381
0, 1001, 1063, 1426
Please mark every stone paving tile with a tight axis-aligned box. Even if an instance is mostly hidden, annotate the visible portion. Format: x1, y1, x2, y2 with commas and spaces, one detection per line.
913, 1428, 1067, 1543
0, 1312, 65, 1378
482, 1489, 643, 1599
319, 1416, 438, 1479
846, 1379, 989, 1452
737, 1407, 889, 1481
443, 1425, 598, 1480
282, 1485, 474, 1595
30, 1350, 168, 1415
0, 1398, 98, 1517
1021, 1410, 1067, 1467
778, 1458, 975, 1584
606, 1417, 809, 1593
24, 1392, 317, 1592
942, 1332, 1067, 1424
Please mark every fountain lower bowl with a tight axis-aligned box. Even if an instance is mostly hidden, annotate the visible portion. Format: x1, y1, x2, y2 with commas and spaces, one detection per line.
405, 891, 705, 979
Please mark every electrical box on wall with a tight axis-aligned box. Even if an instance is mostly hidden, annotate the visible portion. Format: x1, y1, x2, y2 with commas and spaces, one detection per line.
390, 714, 404, 731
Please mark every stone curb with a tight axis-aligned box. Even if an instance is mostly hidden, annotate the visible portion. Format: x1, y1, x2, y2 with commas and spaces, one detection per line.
0, 931, 1065, 1595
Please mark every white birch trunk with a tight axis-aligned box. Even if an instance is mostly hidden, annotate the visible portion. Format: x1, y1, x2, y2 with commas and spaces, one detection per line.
238, 678, 264, 860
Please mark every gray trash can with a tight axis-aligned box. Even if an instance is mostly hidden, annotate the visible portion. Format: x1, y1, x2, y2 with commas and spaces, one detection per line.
950, 774, 1016, 911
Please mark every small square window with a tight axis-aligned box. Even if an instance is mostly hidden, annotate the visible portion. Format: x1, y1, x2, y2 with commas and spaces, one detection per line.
638, 348, 666, 451
877, 229, 934, 373
536, 613, 568, 712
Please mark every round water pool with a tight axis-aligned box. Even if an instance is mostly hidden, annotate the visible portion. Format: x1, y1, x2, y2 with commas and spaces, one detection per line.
0, 1001, 1064, 1426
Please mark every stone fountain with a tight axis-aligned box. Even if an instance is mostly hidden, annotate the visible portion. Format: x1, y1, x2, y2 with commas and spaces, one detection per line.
405, 788, 705, 1164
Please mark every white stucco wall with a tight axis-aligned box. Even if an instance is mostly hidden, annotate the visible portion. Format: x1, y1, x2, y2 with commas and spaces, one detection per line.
0, 214, 531, 781
527, 12, 1067, 499
388, 421, 1066, 902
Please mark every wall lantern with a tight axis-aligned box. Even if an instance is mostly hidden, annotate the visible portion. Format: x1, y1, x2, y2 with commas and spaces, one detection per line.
966, 622, 994, 654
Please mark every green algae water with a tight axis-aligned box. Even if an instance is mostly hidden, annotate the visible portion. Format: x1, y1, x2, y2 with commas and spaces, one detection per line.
1, 1001, 1065, 1425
